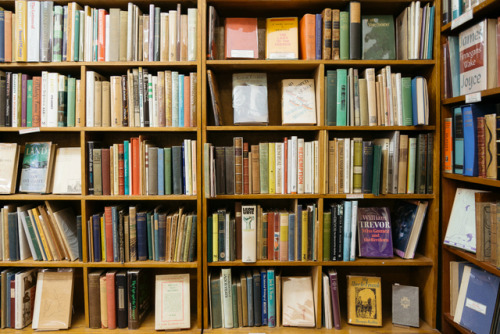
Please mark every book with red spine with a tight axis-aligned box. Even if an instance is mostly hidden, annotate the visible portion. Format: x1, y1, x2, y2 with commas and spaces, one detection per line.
267, 211, 275, 260
118, 144, 125, 194
98, 9, 107, 61
106, 270, 117, 329
105, 206, 114, 262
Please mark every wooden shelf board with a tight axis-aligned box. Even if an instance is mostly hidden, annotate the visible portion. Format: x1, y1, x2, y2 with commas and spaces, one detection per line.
84, 127, 198, 132
0, 127, 81, 132
321, 253, 433, 266
208, 260, 318, 267
444, 245, 500, 276
443, 313, 473, 334
0, 194, 82, 200
84, 195, 197, 200
323, 194, 435, 199
208, 194, 320, 199
442, 172, 500, 188
441, 0, 500, 32
0, 61, 197, 68
325, 125, 435, 131
0, 258, 83, 267
87, 261, 198, 268
206, 125, 320, 131
442, 87, 500, 105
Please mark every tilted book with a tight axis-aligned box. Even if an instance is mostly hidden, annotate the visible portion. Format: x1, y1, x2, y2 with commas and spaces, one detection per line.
459, 20, 487, 95
19, 142, 56, 193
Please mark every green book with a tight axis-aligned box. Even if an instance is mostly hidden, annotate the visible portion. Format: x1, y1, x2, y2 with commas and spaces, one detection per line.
207, 216, 213, 262
361, 15, 396, 60
74, 11, 80, 61
231, 281, 239, 328
19, 142, 53, 193
27, 80, 33, 127
24, 214, 43, 260
339, 11, 349, 60
182, 215, 192, 262
401, 77, 413, 126
146, 211, 153, 260
210, 275, 223, 328
67, 77, 76, 127
164, 147, 172, 195
336, 69, 347, 126
323, 212, 331, 261
326, 70, 337, 126
372, 144, 382, 196
259, 143, 269, 194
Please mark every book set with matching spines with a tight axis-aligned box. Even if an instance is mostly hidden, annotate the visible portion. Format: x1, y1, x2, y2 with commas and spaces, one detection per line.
207, 1, 433, 61
0, 2, 197, 63
86, 69, 197, 128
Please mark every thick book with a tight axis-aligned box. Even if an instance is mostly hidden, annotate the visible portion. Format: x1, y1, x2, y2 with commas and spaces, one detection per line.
321, 9, 332, 60
357, 207, 393, 258
300, 14, 315, 60
349, 2, 361, 59
361, 15, 395, 59
347, 275, 382, 326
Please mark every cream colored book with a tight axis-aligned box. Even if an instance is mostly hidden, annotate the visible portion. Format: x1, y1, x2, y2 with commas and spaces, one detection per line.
0, 143, 20, 194
282, 276, 315, 327
155, 274, 190, 329
101, 81, 111, 127
160, 13, 169, 61
281, 79, 316, 125
110, 76, 123, 127
180, 14, 188, 61
119, 10, 128, 61
51, 147, 81, 194
187, 8, 197, 61
32, 271, 74, 330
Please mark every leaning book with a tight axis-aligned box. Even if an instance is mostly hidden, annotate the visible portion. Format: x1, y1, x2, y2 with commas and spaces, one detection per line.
0, 143, 20, 194
51, 147, 82, 194
155, 274, 190, 330
19, 142, 56, 193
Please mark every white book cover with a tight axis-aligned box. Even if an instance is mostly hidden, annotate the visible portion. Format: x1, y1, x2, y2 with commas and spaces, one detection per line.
17, 205, 33, 260
350, 200, 358, 261
192, 140, 197, 195
187, 8, 197, 61
184, 139, 192, 195
395, 73, 403, 125
18, 209, 39, 260
322, 273, 333, 329
304, 142, 312, 194
287, 139, 292, 193
314, 140, 319, 194
53, 207, 79, 261
86, 71, 95, 126
27, 1, 40, 62
79, 10, 85, 61
0, 143, 19, 194
15, 269, 37, 329
233, 73, 269, 124
155, 274, 190, 330
149, 5, 155, 62
105, 14, 110, 62
46, 73, 59, 127
459, 20, 487, 95
280, 143, 285, 194
444, 188, 487, 252
40, 72, 48, 126
221, 268, 233, 327
281, 79, 316, 125
291, 136, 298, 194
52, 147, 82, 194
168, 10, 177, 61
241, 205, 257, 263
297, 138, 305, 194
282, 276, 315, 327
84, 7, 93, 62
385, 66, 394, 125
148, 74, 154, 126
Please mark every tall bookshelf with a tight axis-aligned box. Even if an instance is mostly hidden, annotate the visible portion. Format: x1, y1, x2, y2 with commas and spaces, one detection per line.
201, 0, 440, 332
440, 0, 500, 332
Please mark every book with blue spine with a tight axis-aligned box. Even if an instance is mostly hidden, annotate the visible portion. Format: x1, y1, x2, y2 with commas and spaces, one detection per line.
267, 269, 276, 327
178, 74, 184, 127
146, 212, 153, 260
124, 140, 129, 195
111, 206, 120, 262
343, 201, 352, 261
453, 107, 464, 174
336, 69, 347, 125
136, 212, 148, 261
315, 14, 322, 60
426, 7, 435, 60
288, 213, 295, 261
462, 104, 493, 176
261, 269, 268, 326
172, 72, 179, 126
158, 148, 164, 195
92, 214, 101, 262
246, 271, 254, 326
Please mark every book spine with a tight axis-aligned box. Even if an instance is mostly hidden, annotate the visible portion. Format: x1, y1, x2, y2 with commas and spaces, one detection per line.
321, 9, 332, 60
267, 269, 276, 327
234, 137, 243, 194
477, 117, 486, 178
221, 269, 233, 328
315, 14, 322, 60
349, 2, 361, 59
339, 11, 349, 60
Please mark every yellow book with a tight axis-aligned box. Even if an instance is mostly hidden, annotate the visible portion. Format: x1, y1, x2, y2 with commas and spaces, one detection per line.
265, 17, 298, 60
212, 212, 218, 262
15, 0, 27, 61
31, 208, 53, 261
268, 142, 276, 194
101, 216, 105, 261
302, 210, 308, 261
347, 275, 382, 326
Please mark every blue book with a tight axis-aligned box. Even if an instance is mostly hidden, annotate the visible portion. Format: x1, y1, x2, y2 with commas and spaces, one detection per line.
427, 6, 435, 60
453, 107, 464, 174
124, 140, 129, 195
92, 214, 101, 262
288, 213, 295, 261
136, 212, 148, 261
452, 0, 462, 20
267, 269, 276, 327
448, 36, 460, 98
343, 201, 352, 262
336, 69, 347, 126
246, 272, 254, 326
158, 148, 164, 195
146, 212, 153, 260
178, 74, 184, 127
462, 104, 493, 176
153, 212, 159, 261
112, 206, 119, 262
7, 213, 19, 261
260, 270, 268, 326
297, 205, 302, 258
0, 11, 5, 62
315, 14, 322, 60
457, 266, 500, 334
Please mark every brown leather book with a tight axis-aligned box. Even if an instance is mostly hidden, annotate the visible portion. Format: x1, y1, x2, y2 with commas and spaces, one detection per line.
243, 143, 250, 194
88, 270, 105, 329
477, 117, 486, 178
321, 8, 332, 60
332, 10, 340, 60
234, 137, 243, 194
251, 145, 260, 194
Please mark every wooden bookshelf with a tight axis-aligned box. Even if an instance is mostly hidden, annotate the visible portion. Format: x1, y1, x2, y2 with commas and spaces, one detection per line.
439, 0, 500, 332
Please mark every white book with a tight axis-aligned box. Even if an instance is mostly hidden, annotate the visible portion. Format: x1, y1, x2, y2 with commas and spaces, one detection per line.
172, 71, 179, 126
409, 2, 415, 59
40, 71, 48, 126
314, 140, 319, 194
390, 131, 400, 194
385, 66, 394, 125
344, 138, 350, 194
287, 139, 292, 193
241, 205, 257, 263
414, 1, 421, 59
17, 205, 33, 260
275, 142, 283, 194
155, 274, 190, 330
184, 139, 192, 195
86, 71, 96, 126
27, 1, 40, 62
290, 136, 298, 194
192, 140, 197, 195
127, 3, 134, 61
12, 74, 18, 127
79, 10, 85, 61
297, 138, 305, 194
84, 6, 92, 62
168, 10, 177, 61
395, 73, 403, 126
105, 14, 110, 61
322, 273, 333, 329
304, 142, 312, 194
46, 73, 59, 127
52, 147, 82, 194
15, 269, 37, 329
18, 209, 39, 260
282, 276, 315, 327
148, 74, 154, 126
281, 79, 316, 125
187, 8, 197, 61
149, 5, 155, 62
350, 200, 358, 261
152, 75, 158, 127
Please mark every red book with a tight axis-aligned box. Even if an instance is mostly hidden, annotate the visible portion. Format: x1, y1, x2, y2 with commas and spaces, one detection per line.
101, 148, 111, 195
10, 279, 15, 328
274, 211, 280, 260
477, 116, 486, 178
267, 211, 275, 260
32, 76, 41, 127
283, 137, 288, 194
105, 206, 113, 262
444, 118, 453, 173
118, 144, 125, 195
243, 143, 249, 194
98, 9, 107, 62
184, 75, 190, 127
300, 14, 316, 60
131, 137, 140, 195
235, 201, 242, 260
106, 271, 117, 329
224, 18, 258, 59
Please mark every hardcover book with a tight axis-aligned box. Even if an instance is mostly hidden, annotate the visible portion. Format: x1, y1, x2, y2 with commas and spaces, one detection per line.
19, 142, 56, 193
281, 79, 316, 125
361, 15, 395, 60
225, 18, 258, 59
347, 275, 382, 326
282, 276, 315, 327
155, 274, 190, 329
392, 200, 429, 259
51, 147, 82, 194
357, 207, 393, 258
266, 17, 299, 59
392, 284, 419, 327
0, 143, 20, 194
459, 20, 488, 95
232, 73, 268, 125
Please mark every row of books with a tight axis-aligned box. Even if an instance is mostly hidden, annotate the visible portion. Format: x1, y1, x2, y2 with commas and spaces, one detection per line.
1, 202, 81, 262
88, 138, 197, 196
323, 201, 428, 263
207, 203, 318, 263
208, 1, 433, 61
325, 68, 429, 126
0, 142, 81, 195
442, 18, 499, 99
442, 0, 488, 25
87, 206, 196, 263
327, 133, 434, 195
86, 69, 197, 128
448, 262, 500, 334
0, 2, 197, 63
0, 269, 74, 330
204, 137, 320, 197
0, 71, 79, 128
443, 103, 499, 179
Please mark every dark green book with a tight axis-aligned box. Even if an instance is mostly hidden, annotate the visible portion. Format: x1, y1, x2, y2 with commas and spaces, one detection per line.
217, 209, 226, 261
401, 77, 413, 125
416, 134, 427, 194
323, 212, 331, 261
27, 80, 33, 127
361, 15, 396, 60
210, 274, 223, 328
372, 144, 382, 196
187, 215, 197, 262
164, 147, 172, 194
232, 280, 239, 328
207, 216, 213, 262
339, 11, 349, 60
326, 70, 337, 126
146, 211, 153, 260
127, 269, 151, 329
172, 146, 182, 195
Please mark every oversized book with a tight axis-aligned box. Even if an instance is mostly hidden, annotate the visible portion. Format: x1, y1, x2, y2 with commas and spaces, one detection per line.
459, 20, 488, 95
19, 142, 56, 193
347, 275, 382, 326
357, 207, 393, 258
282, 276, 315, 327
232, 73, 268, 125
361, 15, 395, 60
51, 147, 82, 194
155, 274, 190, 329
281, 79, 316, 125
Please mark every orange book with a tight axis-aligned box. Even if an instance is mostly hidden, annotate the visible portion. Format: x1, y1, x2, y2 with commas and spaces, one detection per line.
106, 271, 117, 329
98, 9, 107, 61
444, 117, 453, 173
4, 11, 12, 62
300, 14, 316, 60
131, 137, 140, 195
104, 206, 113, 262
225, 17, 258, 59
184, 75, 190, 127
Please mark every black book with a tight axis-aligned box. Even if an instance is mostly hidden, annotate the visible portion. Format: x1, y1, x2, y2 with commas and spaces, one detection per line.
336, 203, 344, 261
252, 270, 262, 326
215, 146, 226, 195
416, 134, 427, 194
225, 146, 235, 195
143, 68, 149, 127
7, 212, 19, 261
0, 71, 5, 127
5, 72, 11, 127
426, 133, 433, 194
349, 1, 361, 60
362, 141, 374, 193
87, 141, 97, 195
217, 209, 226, 261
210, 273, 223, 328
127, 269, 150, 329
187, 214, 197, 262
172, 146, 182, 194
115, 270, 128, 328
